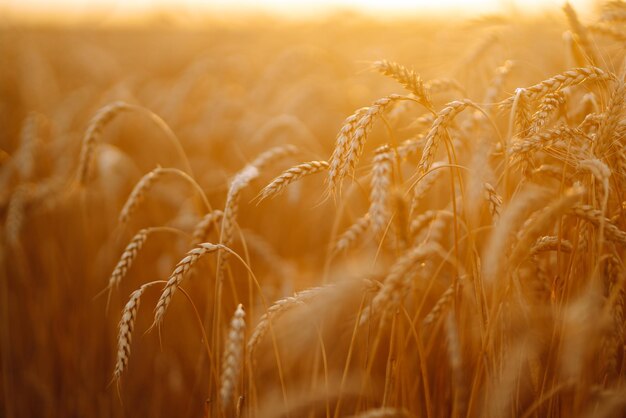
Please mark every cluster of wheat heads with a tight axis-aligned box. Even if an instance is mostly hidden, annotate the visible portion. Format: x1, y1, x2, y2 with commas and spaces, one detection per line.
95, 3, 626, 417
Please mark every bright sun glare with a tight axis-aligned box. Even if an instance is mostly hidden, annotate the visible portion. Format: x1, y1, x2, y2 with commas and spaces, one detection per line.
5, 0, 595, 22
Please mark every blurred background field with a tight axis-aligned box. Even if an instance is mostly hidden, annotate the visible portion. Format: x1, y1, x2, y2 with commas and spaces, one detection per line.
1, 1, 625, 417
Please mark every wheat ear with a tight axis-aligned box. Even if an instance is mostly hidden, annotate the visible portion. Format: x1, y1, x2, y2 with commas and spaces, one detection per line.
256, 160, 328, 203
369, 146, 393, 236
153, 243, 226, 327
501, 67, 613, 108
220, 303, 246, 409
418, 100, 473, 173
192, 210, 224, 245
77, 101, 131, 185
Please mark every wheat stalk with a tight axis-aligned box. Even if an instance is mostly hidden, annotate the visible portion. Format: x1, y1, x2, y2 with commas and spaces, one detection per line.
77, 101, 131, 185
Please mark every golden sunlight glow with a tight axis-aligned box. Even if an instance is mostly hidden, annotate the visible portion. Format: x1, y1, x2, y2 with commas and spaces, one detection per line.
5, 0, 595, 22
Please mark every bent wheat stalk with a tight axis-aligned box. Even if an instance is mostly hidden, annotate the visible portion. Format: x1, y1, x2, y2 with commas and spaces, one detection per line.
77, 102, 193, 185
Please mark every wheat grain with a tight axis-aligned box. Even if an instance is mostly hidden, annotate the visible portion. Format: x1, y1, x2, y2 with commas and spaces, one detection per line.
530, 236, 574, 255
328, 108, 369, 195
483, 182, 503, 222
373, 60, 430, 105
113, 286, 145, 380
501, 67, 613, 108
257, 160, 328, 203
153, 243, 225, 327
570, 205, 626, 245
369, 146, 393, 236
333, 214, 371, 255
247, 285, 330, 358
530, 92, 565, 134
108, 228, 150, 290
341, 95, 406, 183
418, 100, 473, 173
220, 303, 246, 408
362, 242, 441, 325
192, 210, 224, 245
119, 167, 164, 224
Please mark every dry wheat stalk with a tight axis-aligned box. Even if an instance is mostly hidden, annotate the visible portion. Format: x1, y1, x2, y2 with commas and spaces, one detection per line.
418, 100, 473, 173
153, 243, 225, 326
369, 146, 393, 236
362, 242, 440, 325
77, 101, 131, 185
530, 236, 574, 256
569, 205, 626, 245
108, 228, 150, 290
509, 126, 580, 163
445, 313, 466, 418
483, 182, 503, 222
501, 67, 613, 108
347, 407, 410, 418
510, 187, 584, 267
563, 2, 598, 65
220, 303, 245, 408
247, 285, 330, 358
333, 214, 371, 255
577, 159, 611, 208
411, 161, 445, 212
257, 160, 328, 203
530, 92, 565, 134
119, 167, 164, 224
594, 81, 625, 156
192, 210, 224, 245
113, 286, 145, 380
532, 164, 565, 180
373, 60, 430, 105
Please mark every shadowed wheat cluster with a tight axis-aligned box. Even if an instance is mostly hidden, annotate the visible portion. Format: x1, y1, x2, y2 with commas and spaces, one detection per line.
2, 1, 626, 417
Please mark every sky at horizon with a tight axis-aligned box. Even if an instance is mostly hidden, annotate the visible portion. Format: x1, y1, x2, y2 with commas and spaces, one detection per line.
2, 0, 597, 22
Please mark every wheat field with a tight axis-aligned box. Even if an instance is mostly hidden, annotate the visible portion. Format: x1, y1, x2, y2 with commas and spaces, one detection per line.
1, 2, 626, 417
